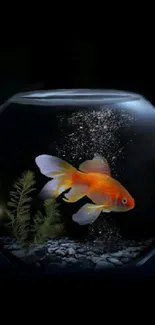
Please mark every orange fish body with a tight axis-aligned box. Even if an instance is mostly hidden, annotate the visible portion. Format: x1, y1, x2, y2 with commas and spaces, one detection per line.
71, 170, 134, 209
35, 153, 135, 225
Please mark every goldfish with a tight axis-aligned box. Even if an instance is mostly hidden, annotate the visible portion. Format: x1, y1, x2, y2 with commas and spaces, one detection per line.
35, 153, 135, 225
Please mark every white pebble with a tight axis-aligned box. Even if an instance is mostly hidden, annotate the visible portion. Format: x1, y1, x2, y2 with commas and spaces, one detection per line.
95, 261, 114, 269
107, 257, 123, 266
68, 248, 75, 255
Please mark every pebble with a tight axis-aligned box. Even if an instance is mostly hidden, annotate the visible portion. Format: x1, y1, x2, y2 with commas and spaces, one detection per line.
68, 248, 76, 255
4, 243, 20, 250
0, 235, 152, 270
46, 243, 57, 247
55, 249, 66, 257
100, 253, 109, 259
119, 257, 130, 264
11, 250, 26, 259
0, 237, 16, 244
86, 251, 94, 256
90, 256, 100, 264
61, 257, 70, 263
95, 261, 114, 269
60, 243, 70, 247
77, 248, 85, 253
127, 248, 139, 255
86, 256, 94, 261
110, 250, 124, 258
67, 257, 77, 264
75, 253, 86, 259
69, 245, 79, 250
106, 257, 123, 266
47, 247, 58, 254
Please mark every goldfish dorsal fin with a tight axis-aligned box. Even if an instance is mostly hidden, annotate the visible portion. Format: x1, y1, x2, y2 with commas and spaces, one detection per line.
79, 153, 111, 175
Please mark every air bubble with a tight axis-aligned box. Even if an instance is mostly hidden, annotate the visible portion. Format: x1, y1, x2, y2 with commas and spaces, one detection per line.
55, 107, 136, 170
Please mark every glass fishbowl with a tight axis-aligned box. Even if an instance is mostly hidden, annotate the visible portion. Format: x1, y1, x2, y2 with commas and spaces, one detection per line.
0, 89, 154, 273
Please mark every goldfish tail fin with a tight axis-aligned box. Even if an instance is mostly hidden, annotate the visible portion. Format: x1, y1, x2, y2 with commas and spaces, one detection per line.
38, 176, 73, 200
35, 154, 76, 200
72, 203, 103, 225
35, 154, 76, 178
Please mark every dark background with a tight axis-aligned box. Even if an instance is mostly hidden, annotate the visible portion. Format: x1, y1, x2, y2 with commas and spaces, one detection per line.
0, 39, 154, 239
0, 39, 153, 106
0, 35, 155, 284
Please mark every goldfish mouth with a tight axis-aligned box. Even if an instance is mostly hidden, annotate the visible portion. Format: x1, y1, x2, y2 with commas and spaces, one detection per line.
131, 201, 135, 209
128, 205, 135, 211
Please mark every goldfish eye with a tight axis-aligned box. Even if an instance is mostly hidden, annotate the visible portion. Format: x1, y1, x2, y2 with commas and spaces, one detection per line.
122, 198, 127, 205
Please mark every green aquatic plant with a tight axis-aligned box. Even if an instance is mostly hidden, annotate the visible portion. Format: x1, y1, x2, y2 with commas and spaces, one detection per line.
31, 199, 65, 246
6, 171, 65, 248
6, 170, 36, 247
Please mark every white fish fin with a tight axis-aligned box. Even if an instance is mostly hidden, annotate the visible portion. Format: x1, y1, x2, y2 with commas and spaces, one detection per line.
102, 208, 111, 213
79, 153, 111, 176
39, 176, 72, 200
72, 203, 103, 225
35, 154, 76, 178
63, 185, 88, 203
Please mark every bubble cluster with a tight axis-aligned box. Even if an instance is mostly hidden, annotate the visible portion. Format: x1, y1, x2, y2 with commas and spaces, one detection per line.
53, 105, 136, 174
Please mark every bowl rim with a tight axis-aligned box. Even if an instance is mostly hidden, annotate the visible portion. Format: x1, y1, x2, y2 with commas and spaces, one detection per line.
0, 89, 143, 111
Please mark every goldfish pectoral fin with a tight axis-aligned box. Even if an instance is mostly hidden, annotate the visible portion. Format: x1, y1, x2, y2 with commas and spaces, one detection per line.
101, 203, 111, 213
63, 185, 88, 203
39, 178, 71, 200
79, 154, 111, 176
35, 154, 75, 178
72, 203, 103, 225
102, 209, 111, 213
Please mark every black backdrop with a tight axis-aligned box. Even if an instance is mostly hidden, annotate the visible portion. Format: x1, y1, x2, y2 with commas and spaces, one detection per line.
0, 39, 153, 106
0, 29, 155, 289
